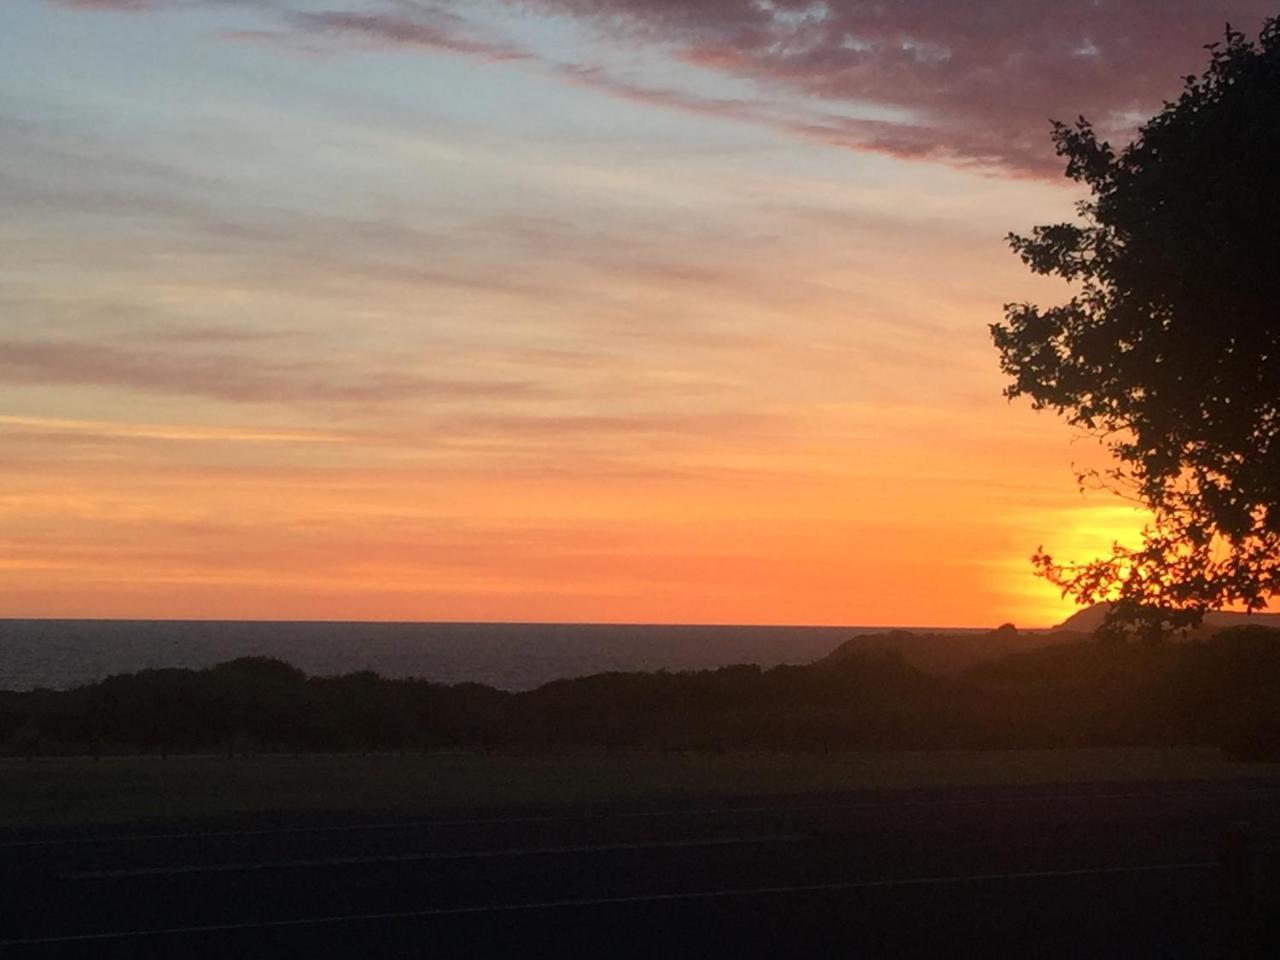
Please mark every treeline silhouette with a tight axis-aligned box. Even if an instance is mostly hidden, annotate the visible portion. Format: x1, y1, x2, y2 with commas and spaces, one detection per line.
3, 627, 1278, 760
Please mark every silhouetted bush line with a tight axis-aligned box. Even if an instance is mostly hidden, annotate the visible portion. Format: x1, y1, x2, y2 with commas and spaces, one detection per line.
3, 627, 1278, 760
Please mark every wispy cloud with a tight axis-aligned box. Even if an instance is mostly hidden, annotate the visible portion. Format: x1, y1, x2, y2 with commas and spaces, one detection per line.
436, 410, 790, 444
51, 0, 159, 9
287, 9, 532, 61
45, 0, 1277, 175
526, 0, 1277, 173
132, 323, 299, 345
551, 61, 1052, 173
0, 414, 350, 444
0, 339, 539, 406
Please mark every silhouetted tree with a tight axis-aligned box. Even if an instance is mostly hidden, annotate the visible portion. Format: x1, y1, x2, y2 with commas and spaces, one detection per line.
210, 657, 306, 753
991, 20, 1280, 637
10, 625, 1280, 757
1173, 626, 1280, 758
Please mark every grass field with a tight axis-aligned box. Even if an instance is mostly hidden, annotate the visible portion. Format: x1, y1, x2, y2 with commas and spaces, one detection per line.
4, 747, 1279, 829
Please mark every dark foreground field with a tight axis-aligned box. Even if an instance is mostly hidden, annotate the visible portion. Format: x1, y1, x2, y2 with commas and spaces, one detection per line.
2, 752, 1278, 957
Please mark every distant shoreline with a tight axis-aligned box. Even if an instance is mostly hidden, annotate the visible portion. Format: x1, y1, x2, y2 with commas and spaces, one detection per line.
0, 617, 1009, 631
0, 620, 1008, 694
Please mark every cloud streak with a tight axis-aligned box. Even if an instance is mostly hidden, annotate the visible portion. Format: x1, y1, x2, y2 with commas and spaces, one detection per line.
0, 414, 350, 444
551, 61, 1051, 173
287, 8, 533, 61
527, 0, 1278, 173
52, 0, 158, 9
0, 339, 538, 406
45, 0, 1279, 174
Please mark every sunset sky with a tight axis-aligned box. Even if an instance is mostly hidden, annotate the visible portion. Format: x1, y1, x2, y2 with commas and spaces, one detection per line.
2, 1, 1271, 627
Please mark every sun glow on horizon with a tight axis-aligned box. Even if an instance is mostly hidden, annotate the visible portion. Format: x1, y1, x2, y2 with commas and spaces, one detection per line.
994, 501, 1153, 628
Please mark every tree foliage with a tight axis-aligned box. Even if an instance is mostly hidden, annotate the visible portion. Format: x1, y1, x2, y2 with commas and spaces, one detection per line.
991, 20, 1280, 637
7, 630, 1280, 759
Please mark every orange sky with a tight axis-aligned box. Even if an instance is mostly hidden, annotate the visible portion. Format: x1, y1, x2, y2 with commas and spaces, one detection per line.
7, 0, 1256, 628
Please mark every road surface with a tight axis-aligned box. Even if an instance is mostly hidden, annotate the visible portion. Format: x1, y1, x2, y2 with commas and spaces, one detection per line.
2, 778, 1277, 957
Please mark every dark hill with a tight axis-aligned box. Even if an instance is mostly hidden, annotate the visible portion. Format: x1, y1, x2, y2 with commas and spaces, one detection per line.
4, 627, 1280, 759
1055, 603, 1280, 634
816, 624, 1077, 677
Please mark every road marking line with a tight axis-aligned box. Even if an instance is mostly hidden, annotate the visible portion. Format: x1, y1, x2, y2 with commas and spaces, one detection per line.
61, 835, 805, 879
1, 861, 1218, 946
4, 784, 1277, 849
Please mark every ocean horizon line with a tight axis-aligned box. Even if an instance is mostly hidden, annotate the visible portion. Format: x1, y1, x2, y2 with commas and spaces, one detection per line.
0, 616, 1034, 632
0, 618, 1056, 694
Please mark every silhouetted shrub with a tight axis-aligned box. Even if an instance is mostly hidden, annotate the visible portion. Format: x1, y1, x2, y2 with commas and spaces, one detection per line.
3, 626, 1278, 757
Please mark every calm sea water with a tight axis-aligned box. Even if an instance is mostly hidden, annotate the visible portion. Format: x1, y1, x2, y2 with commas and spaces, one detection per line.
0, 620, 942, 692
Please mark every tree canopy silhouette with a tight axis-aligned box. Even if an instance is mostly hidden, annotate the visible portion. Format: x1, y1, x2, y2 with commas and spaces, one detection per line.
991, 20, 1280, 637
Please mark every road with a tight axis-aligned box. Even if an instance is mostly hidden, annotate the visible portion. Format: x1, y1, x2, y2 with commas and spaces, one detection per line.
2, 778, 1277, 957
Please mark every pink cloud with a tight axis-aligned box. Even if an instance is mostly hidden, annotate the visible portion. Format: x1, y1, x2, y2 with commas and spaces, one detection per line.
554, 61, 1057, 174
0, 339, 540, 406
50, 0, 1276, 175
523, 0, 1277, 173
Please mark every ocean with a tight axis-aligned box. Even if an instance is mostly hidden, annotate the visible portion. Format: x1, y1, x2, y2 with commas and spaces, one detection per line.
0, 619, 954, 693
